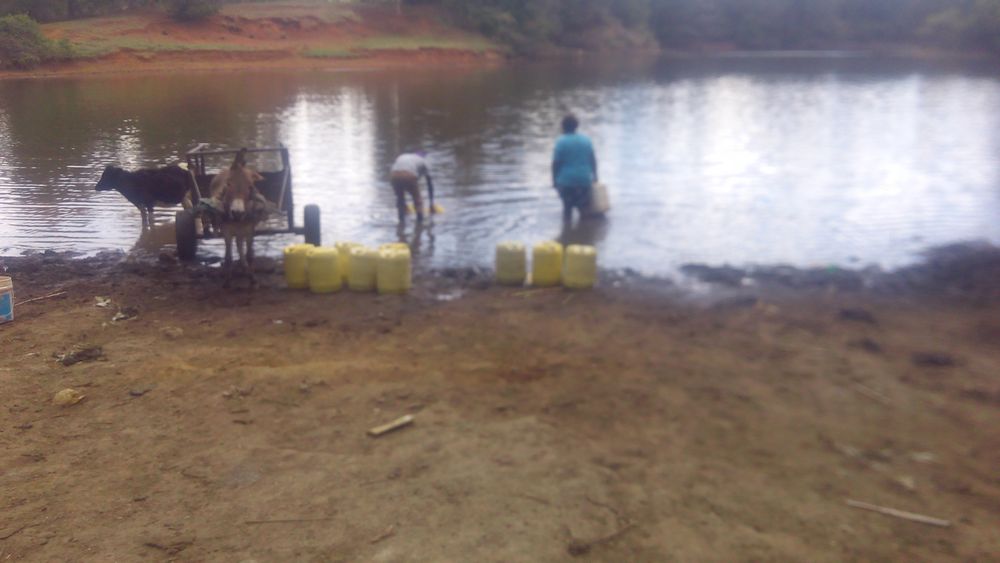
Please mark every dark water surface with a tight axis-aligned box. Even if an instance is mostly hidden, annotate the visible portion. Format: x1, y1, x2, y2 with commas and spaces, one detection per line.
2, 57, 999, 273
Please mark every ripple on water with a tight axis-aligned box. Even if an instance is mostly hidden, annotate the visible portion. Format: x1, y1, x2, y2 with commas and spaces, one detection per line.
1, 59, 1000, 268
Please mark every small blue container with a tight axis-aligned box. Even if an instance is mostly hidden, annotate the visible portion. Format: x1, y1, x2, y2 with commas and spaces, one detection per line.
0, 276, 13, 324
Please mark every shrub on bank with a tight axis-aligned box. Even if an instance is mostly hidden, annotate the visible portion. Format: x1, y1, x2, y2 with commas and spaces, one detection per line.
165, 0, 220, 22
0, 14, 73, 69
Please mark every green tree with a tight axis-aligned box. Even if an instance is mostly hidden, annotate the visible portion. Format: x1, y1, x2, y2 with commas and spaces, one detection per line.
165, 0, 219, 21
971, 0, 1000, 49
651, 0, 727, 46
0, 13, 72, 68
612, 0, 650, 29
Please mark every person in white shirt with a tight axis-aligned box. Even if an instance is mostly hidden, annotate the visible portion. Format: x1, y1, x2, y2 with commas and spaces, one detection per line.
390, 152, 435, 223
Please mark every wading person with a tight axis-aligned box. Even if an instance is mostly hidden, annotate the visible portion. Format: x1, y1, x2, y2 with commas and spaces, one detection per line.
390, 151, 435, 223
552, 113, 598, 222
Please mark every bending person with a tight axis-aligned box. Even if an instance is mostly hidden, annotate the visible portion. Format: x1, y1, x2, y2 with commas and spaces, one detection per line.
390, 151, 435, 223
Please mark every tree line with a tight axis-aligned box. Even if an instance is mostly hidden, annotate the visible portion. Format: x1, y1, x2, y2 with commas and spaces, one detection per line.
3, 0, 1000, 53
1, 0, 146, 21
0, 0, 210, 68
0, 0, 214, 22
423, 0, 1000, 53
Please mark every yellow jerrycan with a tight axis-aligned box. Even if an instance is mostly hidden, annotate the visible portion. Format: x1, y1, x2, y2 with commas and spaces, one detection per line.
379, 242, 410, 252
307, 247, 341, 294
495, 241, 527, 286
531, 241, 563, 287
335, 241, 360, 283
283, 243, 315, 289
563, 245, 597, 289
377, 246, 412, 294
407, 203, 446, 215
348, 246, 378, 292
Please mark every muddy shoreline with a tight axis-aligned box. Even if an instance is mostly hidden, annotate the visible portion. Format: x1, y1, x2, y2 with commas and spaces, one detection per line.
3, 240, 998, 305
2, 244, 999, 560
0, 49, 506, 81
1, 47, 989, 82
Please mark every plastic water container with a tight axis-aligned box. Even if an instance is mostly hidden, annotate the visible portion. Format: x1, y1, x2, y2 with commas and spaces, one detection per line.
348, 247, 378, 292
0, 276, 13, 324
379, 242, 410, 253
283, 244, 315, 289
588, 182, 610, 215
563, 245, 598, 289
495, 242, 527, 286
377, 247, 412, 294
335, 241, 360, 283
532, 241, 563, 287
307, 247, 341, 294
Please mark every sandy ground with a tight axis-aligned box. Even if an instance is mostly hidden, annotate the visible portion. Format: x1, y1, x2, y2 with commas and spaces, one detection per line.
1, 249, 998, 561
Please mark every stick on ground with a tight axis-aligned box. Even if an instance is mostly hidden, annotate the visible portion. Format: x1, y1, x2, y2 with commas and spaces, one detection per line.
244, 518, 337, 525
370, 525, 396, 544
854, 383, 892, 405
0, 522, 41, 541
567, 522, 636, 557
845, 499, 952, 528
15, 291, 67, 306
368, 414, 414, 437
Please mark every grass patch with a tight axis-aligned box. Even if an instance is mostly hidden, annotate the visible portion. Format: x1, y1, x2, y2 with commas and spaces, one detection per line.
303, 35, 498, 59
32, 5, 500, 64
352, 35, 496, 53
68, 37, 264, 58
221, 0, 358, 24
302, 47, 356, 59
45, 16, 147, 35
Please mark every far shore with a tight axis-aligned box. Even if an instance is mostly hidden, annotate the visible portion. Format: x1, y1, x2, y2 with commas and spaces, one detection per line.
0, 48, 506, 80
3, 45, 993, 82
2, 0, 993, 82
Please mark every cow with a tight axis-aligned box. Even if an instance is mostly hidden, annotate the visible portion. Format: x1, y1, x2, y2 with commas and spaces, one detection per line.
95, 164, 196, 229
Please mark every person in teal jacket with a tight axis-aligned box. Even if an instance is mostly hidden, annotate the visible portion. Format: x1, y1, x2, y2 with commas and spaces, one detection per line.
552, 113, 598, 222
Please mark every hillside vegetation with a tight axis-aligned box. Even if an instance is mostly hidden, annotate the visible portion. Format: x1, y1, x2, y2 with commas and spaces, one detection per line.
0, 2, 499, 72
6, 0, 1000, 53
3, 0, 1000, 71
427, 0, 1000, 53
0, 13, 72, 68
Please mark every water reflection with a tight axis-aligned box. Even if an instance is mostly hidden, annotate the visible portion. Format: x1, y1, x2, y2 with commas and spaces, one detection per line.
397, 220, 435, 261
1, 58, 999, 273
559, 217, 609, 250
132, 221, 176, 255
280, 88, 379, 239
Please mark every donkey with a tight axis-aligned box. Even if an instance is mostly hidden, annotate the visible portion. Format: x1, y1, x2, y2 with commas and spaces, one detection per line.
208, 163, 264, 237
216, 149, 266, 289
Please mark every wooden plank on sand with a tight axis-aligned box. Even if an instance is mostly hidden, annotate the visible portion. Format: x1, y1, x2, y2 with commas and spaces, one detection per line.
368, 415, 414, 437
845, 499, 951, 528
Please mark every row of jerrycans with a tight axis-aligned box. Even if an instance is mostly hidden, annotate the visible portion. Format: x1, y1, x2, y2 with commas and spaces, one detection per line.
284, 242, 411, 294
496, 241, 597, 289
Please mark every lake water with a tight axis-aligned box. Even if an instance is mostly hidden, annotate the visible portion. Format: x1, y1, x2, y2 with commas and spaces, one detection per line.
1, 57, 999, 274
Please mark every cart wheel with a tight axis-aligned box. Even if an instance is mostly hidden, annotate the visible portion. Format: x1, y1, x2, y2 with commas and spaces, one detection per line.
176, 210, 198, 261
304, 204, 321, 246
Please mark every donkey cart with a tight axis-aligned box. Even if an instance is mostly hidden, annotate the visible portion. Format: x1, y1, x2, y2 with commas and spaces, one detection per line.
175, 144, 321, 261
